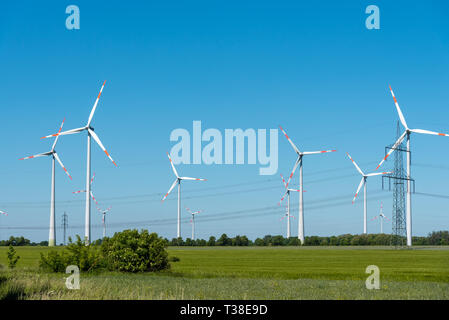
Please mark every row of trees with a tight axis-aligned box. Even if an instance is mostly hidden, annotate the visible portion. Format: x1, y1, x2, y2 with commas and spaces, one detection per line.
166, 231, 449, 246
0, 236, 48, 246
2, 231, 449, 247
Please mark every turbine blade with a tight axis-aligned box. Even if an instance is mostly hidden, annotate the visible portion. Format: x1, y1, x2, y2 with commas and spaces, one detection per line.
19, 151, 51, 160
278, 190, 289, 205
162, 179, 178, 201
352, 177, 365, 204
53, 152, 72, 180
280, 174, 287, 188
41, 127, 85, 139
285, 157, 301, 188
0, 211, 7, 216
87, 81, 106, 127
375, 131, 407, 170
389, 85, 408, 129
366, 171, 391, 177
72, 190, 86, 194
411, 128, 449, 137
89, 129, 117, 166
167, 152, 179, 178
346, 152, 364, 176
51, 118, 66, 150
279, 125, 301, 154
180, 177, 207, 181
302, 149, 337, 155
90, 172, 96, 186
90, 191, 99, 206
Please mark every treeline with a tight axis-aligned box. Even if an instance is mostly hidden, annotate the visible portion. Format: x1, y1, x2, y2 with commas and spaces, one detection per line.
166, 231, 449, 246
0, 236, 48, 246
2, 231, 449, 247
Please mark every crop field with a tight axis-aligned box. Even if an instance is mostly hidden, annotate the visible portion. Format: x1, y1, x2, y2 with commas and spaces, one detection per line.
1, 246, 449, 300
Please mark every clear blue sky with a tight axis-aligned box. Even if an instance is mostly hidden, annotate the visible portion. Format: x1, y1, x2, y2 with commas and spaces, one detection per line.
1, 1, 449, 243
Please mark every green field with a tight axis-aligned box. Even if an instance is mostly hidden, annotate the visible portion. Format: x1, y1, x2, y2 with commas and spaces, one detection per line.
1, 246, 448, 299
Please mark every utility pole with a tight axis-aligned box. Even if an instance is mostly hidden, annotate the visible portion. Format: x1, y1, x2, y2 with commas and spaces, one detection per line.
62, 212, 68, 246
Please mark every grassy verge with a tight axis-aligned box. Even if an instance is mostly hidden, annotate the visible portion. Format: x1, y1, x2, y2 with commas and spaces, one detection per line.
1, 246, 448, 299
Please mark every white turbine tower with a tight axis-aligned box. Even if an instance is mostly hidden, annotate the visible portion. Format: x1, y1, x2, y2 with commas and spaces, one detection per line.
161, 152, 206, 239
279, 125, 337, 244
278, 173, 302, 238
346, 152, 391, 234
279, 203, 295, 239
97, 206, 111, 238
375, 85, 449, 246
185, 207, 202, 240
371, 202, 390, 234
20, 118, 72, 246
41, 81, 117, 245
0, 211, 7, 241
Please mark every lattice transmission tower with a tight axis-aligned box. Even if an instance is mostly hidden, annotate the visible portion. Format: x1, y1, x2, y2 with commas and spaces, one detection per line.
382, 122, 414, 247
62, 212, 68, 246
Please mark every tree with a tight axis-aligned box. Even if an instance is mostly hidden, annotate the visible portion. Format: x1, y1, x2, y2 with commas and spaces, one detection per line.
207, 236, 216, 246
217, 234, 231, 246
7, 245, 20, 269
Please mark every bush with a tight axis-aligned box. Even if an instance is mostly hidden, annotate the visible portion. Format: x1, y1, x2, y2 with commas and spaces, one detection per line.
39, 235, 104, 273
7, 245, 20, 269
168, 256, 180, 262
101, 229, 170, 273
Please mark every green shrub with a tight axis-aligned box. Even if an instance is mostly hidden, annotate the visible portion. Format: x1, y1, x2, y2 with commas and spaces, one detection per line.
39, 235, 104, 273
101, 229, 170, 272
168, 256, 180, 262
7, 245, 20, 269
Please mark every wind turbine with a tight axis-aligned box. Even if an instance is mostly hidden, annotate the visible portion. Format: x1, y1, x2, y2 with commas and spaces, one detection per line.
73, 172, 99, 207
161, 152, 206, 239
346, 152, 391, 234
97, 206, 111, 238
41, 81, 117, 245
375, 85, 449, 246
279, 125, 336, 244
20, 118, 72, 246
370, 202, 390, 234
278, 173, 302, 238
185, 207, 202, 240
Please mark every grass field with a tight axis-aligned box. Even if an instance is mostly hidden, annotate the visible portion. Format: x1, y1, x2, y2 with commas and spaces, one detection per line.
1, 246, 448, 300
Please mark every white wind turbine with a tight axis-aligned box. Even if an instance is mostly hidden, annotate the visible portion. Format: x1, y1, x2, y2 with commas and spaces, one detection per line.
41, 81, 117, 245
370, 202, 390, 234
279, 125, 337, 244
97, 206, 111, 238
375, 85, 449, 246
185, 207, 202, 240
278, 173, 302, 238
161, 152, 206, 239
72, 172, 99, 207
20, 118, 72, 246
346, 152, 391, 234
